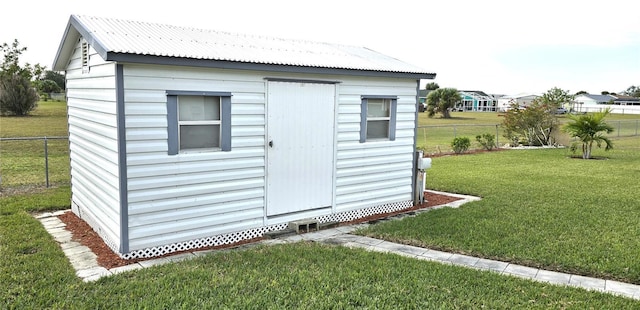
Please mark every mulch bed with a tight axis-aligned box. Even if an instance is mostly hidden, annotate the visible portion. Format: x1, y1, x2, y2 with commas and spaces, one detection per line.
58, 191, 463, 269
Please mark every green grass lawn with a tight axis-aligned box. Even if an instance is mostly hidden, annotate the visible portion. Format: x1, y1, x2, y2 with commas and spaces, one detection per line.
359, 147, 640, 285
0, 101, 70, 187
2, 210, 637, 308
0, 101, 69, 137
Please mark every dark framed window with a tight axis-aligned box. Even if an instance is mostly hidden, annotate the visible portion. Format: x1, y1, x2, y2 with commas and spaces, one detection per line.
360, 95, 397, 142
166, 91, 231, 154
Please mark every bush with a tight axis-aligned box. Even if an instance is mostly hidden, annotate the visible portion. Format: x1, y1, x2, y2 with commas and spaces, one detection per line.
451, 137, 471, 154
34, 79, 61, 102
1, 39, 43, 116
0, 74, 39, 116
501, 101, 559, 146
476, 133, 495, 151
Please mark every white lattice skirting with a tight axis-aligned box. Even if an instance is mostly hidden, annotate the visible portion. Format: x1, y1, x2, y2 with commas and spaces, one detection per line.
78, 200, 414, 260
316, 200, 413, 224
121, 223, 290, 260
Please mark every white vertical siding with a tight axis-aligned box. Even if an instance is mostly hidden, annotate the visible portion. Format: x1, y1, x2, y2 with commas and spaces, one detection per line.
66, 40, 121, 250
266, 82, 335, 216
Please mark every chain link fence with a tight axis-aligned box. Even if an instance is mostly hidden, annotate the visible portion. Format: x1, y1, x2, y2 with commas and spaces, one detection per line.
0, 136, 69, 190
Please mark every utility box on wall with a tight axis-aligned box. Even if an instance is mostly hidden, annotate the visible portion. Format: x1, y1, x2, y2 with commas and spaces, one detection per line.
418, 157, 432, 170
415, 155, 432, 205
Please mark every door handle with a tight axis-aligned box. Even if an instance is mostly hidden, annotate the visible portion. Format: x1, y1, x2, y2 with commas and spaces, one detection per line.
269, 140, 274, 148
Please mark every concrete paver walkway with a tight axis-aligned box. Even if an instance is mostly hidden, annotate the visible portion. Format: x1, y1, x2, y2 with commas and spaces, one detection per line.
36, 191, 640, 300
280, 225, 640, 300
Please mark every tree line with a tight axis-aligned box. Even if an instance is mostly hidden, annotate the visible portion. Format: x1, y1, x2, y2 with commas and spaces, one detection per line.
1, 39, 65, 116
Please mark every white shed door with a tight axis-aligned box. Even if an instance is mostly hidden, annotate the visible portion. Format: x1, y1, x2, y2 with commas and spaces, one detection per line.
266, 81, 335, 216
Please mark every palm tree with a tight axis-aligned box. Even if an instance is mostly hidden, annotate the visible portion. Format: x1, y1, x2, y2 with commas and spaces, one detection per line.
425, 88, 461, 118
563, 109, 614, 159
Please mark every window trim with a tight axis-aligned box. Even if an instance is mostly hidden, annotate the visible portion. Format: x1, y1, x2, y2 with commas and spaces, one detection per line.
166, 91, 232, 154
360, 95, 397, 143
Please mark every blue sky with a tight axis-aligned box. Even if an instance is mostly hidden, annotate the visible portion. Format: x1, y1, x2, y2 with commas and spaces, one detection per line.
2, 0, 638, 95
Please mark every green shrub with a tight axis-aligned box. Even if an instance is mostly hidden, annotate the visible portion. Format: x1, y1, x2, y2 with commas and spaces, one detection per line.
475, 133, 495, 151
501, 100, 559, 146
1, 39, 43, 116
451, 137, 470, 154
0, 74, 39, 116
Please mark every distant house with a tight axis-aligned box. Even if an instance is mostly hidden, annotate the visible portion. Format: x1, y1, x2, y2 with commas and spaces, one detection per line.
496, 93, 540, 111
574, 94, 615, 106
611, 95, 640, 106
52, 15, 435, 259
572, 94, 640, 113
457, 91, 497, 112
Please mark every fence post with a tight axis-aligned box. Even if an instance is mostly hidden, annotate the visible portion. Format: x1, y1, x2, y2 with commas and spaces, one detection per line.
423, 127, 427, 150
495, 124, 499, 148
44, 137, 50, 188
636, 120, 638, 136
617, 121, 621, 137
453, 125, 457, 138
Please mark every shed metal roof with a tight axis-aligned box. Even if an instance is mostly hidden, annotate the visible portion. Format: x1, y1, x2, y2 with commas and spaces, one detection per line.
53, 15, 435, 79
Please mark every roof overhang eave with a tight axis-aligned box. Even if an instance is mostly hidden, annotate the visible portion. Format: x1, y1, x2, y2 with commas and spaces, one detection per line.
52, 22, 80, 71
105, 52, 436, 80
52, 15, 111, 71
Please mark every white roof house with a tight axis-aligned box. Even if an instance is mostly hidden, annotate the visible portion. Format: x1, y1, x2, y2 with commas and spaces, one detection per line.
574, 94, 615, 106
53, 15, 435, 259
496, 93, 540, 111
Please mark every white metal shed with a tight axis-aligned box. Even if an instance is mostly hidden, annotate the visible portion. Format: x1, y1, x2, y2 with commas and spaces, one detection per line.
53, 15, 436, 259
